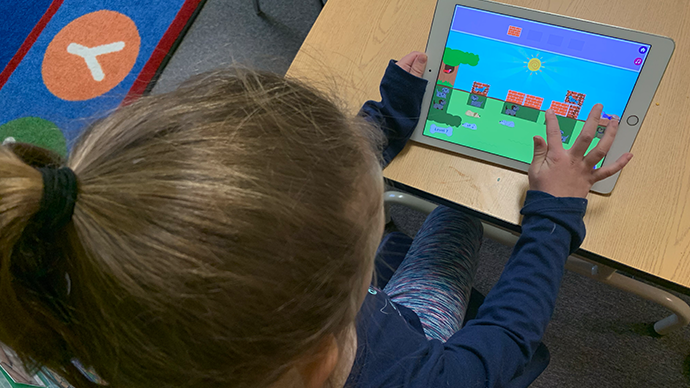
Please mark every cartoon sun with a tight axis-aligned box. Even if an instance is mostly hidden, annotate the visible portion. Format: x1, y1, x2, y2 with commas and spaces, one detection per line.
524, 54, 544, 74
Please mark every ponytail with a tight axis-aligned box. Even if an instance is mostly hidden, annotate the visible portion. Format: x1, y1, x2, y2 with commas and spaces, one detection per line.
0, 144, 96, 387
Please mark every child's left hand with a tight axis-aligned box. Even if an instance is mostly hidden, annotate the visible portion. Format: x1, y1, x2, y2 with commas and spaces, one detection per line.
396, 51, 428, 78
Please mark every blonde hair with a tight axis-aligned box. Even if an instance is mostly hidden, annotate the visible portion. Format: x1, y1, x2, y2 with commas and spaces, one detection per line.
0, 69, 383, 387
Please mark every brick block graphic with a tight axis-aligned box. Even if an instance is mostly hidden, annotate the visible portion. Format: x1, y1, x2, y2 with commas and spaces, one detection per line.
507, 26, 522, 37
565, 91, 586, 106
550, 101, 570, 116
471, 81, 490, 96
524, 95, 544, 110
506, 90, 526, 105
567, 104, 581, 119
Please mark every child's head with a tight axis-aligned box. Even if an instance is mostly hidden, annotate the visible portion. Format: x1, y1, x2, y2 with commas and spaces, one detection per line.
0, 69, 384, 388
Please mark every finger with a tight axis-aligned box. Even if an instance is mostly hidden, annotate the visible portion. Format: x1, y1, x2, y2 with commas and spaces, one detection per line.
410, 53, 428, 77
396, 51, 423, 73
544, 109, 564, 152
592, 153, 633, 181
529, 136, 547, 174
570, 103, 603, 157
584, 116, 619, 167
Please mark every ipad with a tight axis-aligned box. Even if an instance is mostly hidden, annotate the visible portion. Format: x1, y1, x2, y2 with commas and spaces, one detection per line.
410, 0, 674, 194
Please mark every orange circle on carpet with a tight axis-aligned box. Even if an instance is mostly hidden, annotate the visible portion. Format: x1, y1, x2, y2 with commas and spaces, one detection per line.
42, 10, 141, 101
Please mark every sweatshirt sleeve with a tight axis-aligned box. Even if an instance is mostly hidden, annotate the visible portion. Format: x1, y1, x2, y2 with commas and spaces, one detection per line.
439, 191, 588, 387
358, 60, 428, 167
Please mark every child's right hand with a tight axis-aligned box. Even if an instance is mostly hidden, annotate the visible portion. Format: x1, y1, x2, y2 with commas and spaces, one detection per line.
528, 104, 633, 198
396, 51, 428, 78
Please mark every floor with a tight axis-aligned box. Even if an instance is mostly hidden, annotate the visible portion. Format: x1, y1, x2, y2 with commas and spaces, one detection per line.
154, 1, 690, 386
153, 0, 324, 93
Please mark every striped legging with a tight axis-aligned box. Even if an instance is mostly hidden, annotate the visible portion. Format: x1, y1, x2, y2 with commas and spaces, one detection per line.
379, 205, 483, 341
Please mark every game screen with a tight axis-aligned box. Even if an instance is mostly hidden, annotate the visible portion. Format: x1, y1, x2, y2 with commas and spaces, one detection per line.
424, 5, 651, 167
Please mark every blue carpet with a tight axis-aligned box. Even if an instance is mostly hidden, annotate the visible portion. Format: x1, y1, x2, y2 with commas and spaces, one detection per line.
0, 0, 205, 156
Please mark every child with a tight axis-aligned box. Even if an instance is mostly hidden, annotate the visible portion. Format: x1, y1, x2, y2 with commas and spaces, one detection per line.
0, 52, 631, 388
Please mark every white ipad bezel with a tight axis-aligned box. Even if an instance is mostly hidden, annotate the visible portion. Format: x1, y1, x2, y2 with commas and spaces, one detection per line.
410, 0, 674, 194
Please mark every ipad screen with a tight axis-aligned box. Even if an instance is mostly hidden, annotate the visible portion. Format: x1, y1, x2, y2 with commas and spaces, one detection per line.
423, 5, 650, 166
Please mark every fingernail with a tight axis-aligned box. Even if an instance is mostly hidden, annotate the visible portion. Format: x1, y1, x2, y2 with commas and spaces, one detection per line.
419, 55, 427, 64
546, 109, 554, 114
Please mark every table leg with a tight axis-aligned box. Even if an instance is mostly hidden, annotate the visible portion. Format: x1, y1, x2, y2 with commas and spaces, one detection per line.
564, 257, 690, 335
384, 191, 437, 217
383, 190, 690, 335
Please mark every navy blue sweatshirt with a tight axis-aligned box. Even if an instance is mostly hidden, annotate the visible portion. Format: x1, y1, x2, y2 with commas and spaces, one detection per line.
350, 61, 588, 387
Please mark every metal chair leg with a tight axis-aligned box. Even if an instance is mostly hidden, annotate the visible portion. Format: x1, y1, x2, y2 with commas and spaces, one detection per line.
564, 258, 690, 335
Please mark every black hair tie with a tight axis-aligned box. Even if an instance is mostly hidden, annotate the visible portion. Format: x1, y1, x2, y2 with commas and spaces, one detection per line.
35, 167, 79, 232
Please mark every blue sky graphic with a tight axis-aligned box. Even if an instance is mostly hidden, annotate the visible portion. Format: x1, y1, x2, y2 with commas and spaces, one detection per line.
445, 31, 641, 120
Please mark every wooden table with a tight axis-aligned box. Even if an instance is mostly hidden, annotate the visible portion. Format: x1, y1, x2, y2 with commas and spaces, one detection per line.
288, 0, 690, 294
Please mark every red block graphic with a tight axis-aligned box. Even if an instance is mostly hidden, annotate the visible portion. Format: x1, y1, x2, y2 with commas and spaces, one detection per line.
524, 95, 544, 110
507, 26, 522, 37
565, 91, 586, 106
567, 104, 581, 119
471, 81, 490, 96
506, 90, 526, 105
550, 101, 569, 116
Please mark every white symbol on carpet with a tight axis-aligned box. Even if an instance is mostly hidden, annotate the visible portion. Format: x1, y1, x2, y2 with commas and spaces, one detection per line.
66, 42, 126, 81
